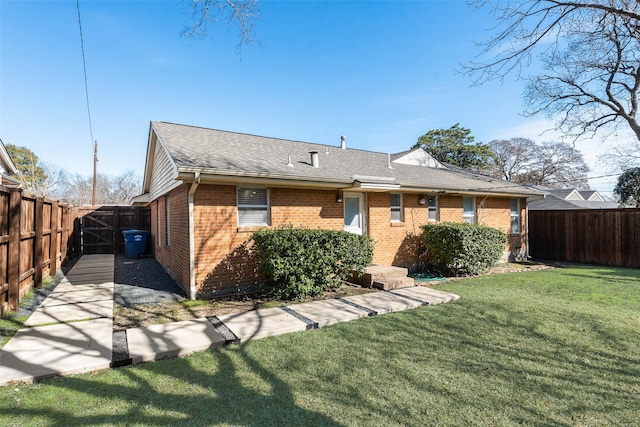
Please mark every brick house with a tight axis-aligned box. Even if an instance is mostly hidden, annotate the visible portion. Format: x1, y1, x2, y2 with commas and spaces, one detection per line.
135, 121, 544, 298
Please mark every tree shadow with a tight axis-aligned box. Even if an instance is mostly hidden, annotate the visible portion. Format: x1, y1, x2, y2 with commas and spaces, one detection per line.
3, 339, 344, 426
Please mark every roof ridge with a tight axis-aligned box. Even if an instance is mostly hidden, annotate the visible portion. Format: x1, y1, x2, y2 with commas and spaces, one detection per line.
153, 120, 396, 156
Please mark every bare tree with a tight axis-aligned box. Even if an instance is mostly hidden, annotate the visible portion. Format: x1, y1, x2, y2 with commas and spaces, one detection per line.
467, 1, 640, 143
40, 162, 69, 199
488, 138, 590, 189
518, 141, 590, 189
488, 137, 536, 181
58, 171, 141, 205
182, 0, 261, 52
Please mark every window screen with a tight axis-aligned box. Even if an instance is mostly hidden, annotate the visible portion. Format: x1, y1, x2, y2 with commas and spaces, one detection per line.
237, 188, 269, 226
390, 193, 402, 222
510, 198, 521, 233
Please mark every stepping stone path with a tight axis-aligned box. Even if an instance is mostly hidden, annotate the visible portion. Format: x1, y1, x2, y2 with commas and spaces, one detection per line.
1, 256, 460, 386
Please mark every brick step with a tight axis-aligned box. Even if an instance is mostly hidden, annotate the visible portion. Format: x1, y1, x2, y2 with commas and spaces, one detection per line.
372, 276, 415, 290
351, 265, 410, 288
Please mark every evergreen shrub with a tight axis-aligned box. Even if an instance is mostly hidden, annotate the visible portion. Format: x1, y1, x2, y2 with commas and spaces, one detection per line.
421, 222, 507, 276
252, 225, 374, 299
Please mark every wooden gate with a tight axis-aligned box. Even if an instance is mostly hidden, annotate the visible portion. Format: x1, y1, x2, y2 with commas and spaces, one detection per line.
74, 206, 151, 255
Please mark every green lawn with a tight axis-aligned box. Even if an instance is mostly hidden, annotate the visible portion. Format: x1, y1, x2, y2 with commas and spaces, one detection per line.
2, 265, 639, 426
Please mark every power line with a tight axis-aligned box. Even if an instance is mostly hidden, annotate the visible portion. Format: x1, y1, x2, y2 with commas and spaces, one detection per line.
76, 0, 94, 149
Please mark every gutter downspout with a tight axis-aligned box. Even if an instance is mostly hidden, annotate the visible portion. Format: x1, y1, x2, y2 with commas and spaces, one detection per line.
525, 194, 546, 259
188, 172, 201, 300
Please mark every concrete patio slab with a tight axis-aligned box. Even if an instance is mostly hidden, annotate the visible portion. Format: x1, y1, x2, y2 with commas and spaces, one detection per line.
390, 287, 460, 304
342, 291, 424, 315
0, 318, 113, 386
218, 307, 308, 342
127, 318, 226, 364
24, 299, 113, 326
288, 299, 370, 328
51, 282, 115, 294
58, 274, 115, 285
39, 287, 114, 305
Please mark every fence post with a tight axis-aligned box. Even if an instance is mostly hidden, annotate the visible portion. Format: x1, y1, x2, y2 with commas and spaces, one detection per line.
34, 197, 44, 288
7, 189, 21, 311
49, 200, 59, 275
73, 208, 82, 258
113, 205, 120, 255
59, 205, 69, 267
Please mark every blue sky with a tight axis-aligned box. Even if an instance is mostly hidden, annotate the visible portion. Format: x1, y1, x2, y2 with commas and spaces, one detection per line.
0, 0, 622, 194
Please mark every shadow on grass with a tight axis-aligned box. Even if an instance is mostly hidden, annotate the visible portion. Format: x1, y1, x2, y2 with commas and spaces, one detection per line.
5, 342, 342, 426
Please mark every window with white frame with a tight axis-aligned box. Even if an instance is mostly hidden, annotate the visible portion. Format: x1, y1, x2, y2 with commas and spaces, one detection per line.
390, 193, 402, 222
237, 187, 270, 226
463, 196, 476, 224
428, 195, 438, 221
510, 198, 521, 234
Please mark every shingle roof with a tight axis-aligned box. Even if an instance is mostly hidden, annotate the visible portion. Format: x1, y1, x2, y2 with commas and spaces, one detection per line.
529, 194, 619, 210
150, 121, 544, 196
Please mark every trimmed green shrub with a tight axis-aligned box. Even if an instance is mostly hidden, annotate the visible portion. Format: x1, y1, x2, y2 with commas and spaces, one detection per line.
421, 222, 507, 276
252, 225, 374, 300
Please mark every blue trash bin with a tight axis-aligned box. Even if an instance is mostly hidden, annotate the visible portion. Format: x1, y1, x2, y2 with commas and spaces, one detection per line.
123, 230, 149, 259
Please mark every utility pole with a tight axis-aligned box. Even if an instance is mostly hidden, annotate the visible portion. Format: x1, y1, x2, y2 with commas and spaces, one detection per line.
92, 140, 98, 205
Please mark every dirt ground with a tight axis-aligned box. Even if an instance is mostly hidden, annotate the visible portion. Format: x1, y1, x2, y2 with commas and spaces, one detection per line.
113, 261, 555, 332
113, 283, 377, 331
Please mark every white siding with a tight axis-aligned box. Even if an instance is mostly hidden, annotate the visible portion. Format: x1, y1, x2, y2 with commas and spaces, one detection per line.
391, 149, 446, 168
149, 136, 180, 202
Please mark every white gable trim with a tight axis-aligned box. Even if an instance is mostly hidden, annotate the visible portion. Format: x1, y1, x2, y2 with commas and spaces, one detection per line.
391, 147, 446, 168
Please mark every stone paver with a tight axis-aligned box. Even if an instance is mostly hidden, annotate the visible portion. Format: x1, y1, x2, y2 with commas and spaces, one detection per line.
127, 318, 226, 364
2, 250, 462, 386
342, 291, 424, 315
0, 318, 113, 384
390, 286, 460, 304
287, 299, 370, 328
218, 307, 309, 341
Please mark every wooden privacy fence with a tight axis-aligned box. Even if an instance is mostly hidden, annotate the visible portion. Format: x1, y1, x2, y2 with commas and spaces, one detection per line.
73, 206, 151, 256
529, 209, 640, 268
0, 188, 151, 314
0, 186, 73, 314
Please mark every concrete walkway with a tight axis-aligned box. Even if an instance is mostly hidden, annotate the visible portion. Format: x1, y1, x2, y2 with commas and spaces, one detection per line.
1, 255, 459, 386
0, 254, 115, 385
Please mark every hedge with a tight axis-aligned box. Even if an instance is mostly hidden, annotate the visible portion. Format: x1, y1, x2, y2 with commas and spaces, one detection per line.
421, 222, 507, 276
252, 225, 374, 299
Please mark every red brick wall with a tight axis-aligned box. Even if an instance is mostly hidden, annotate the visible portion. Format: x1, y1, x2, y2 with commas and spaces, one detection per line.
150, 184, 191, 294
192, 185, 345, 296
153, 183, 529, 295
368, 193, 429, 270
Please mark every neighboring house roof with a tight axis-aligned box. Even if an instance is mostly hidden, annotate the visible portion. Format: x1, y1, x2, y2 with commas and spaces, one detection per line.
141, 121, 546, 203
578, 190, 605, 201
0, 138, 21, 188
529, 193, 619, 210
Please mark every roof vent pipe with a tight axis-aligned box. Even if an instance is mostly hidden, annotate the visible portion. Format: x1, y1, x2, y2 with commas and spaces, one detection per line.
341, 135, 346, 149
310, 151, 319, 168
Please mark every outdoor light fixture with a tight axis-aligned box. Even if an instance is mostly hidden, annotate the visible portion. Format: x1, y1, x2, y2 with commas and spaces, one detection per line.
336, 193, 343, 203
419, 195, 427, 205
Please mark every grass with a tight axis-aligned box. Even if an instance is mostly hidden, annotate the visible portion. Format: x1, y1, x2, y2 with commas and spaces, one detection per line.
2, 265, 640, 426
0, 276, 59, 347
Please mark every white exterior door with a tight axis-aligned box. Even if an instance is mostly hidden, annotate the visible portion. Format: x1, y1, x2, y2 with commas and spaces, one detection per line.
344, 193, 365, 235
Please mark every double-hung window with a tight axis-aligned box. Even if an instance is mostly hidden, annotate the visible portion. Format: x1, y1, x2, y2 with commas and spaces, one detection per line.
428, 195, 438, 222
463, 196, 476, 224
237, 187, 270, 226
390, 193, 402, 222
510, 198, 521, 234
